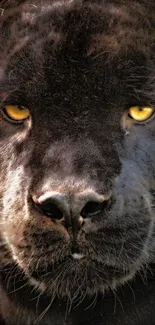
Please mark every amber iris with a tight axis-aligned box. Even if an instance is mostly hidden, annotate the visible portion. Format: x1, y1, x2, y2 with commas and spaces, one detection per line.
1, 105, 30, 122
128, 106, 153, 122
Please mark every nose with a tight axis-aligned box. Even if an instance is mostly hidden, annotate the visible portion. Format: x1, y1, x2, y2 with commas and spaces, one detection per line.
32, 189, 111, 222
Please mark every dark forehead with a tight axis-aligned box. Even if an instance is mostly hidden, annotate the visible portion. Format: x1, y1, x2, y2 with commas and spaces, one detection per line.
0, 0, 155, 106
1, 0, 154, 53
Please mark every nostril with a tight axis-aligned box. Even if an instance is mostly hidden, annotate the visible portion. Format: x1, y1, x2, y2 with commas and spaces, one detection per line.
31, 189, 112, 221
81, 200, 109, 218
34, 199, 63, 220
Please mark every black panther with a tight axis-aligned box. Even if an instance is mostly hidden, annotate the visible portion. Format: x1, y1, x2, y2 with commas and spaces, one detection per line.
0, 0, 155, 324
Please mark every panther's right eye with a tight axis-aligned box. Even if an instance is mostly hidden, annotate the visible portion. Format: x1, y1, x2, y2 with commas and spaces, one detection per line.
1, 105, 30, 123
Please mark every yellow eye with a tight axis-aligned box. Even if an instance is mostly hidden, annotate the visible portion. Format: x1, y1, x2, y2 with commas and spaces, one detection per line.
128, 106, 153, 122
1, 105, 30, 122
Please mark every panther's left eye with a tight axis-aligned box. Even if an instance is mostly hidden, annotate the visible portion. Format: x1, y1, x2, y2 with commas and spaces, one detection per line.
128, 106, 154, 122
1, 105, 30, 123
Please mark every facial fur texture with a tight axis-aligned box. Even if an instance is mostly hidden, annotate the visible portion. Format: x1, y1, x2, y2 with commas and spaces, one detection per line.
0, 0, 155, 323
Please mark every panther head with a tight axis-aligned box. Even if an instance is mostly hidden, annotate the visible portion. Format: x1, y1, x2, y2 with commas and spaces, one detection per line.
0, 0, 155, 303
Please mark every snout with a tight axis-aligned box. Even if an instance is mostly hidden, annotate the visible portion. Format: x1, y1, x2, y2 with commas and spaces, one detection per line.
31, 185, 112, 229
28, 137, 121, 243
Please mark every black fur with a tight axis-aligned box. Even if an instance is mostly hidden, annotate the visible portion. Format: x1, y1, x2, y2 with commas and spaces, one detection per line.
0, 1, 155, 324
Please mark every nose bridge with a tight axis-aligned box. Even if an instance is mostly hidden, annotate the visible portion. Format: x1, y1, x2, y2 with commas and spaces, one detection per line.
30, 136, 117, 223
30, 134, 121, 228
40, 137, 121, 191
42, 136, 105, 175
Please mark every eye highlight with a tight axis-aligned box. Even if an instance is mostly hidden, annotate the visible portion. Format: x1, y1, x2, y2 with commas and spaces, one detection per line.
128, 106, 153, 122
1, 105, 30, 123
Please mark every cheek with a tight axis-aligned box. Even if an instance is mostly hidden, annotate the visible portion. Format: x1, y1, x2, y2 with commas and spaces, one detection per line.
3, 184, 70, 271
1, 164, 30, 241
3, 166, 28, 206
4, 217, 70, 274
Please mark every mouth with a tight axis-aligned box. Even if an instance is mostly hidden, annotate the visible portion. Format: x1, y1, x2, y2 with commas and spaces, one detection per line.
27, 254, 136, 301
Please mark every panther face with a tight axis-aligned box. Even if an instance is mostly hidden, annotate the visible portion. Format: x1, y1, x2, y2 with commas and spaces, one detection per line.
0, 0, 155, 303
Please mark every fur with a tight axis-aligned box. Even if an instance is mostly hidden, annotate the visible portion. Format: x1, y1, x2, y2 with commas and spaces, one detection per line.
0, 0, 155, 324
